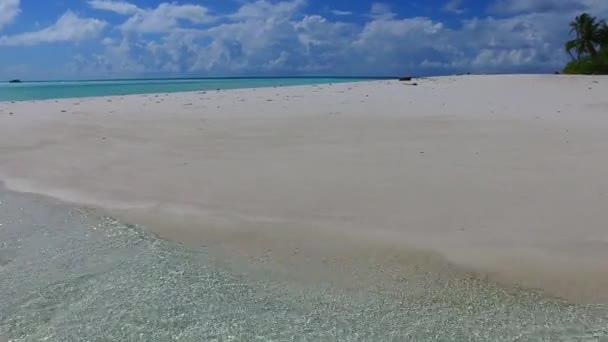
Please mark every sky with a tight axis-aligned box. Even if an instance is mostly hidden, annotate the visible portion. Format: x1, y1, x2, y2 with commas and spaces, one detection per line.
0, 0, 607, 80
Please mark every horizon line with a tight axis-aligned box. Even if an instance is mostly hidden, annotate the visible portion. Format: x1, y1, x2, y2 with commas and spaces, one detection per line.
6, 75, 399, 83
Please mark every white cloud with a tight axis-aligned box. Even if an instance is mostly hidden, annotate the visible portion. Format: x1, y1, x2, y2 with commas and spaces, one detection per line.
71, 37, 147, 77
352, 16, 450, 73
450, 11, 574, 72
330, 10, 353, 16
0, 11, 106, 46
0, 0, 20, 30
359, 17, 443, 39
85, 0, 457, 76
443, 0, 465, 14
265, 50, 290, 69
101, 37, 116, 45
488, 0, 586, 15
369, 3, 396, 20
68, 0, 606, 78
120, 3, 213, 33
89, 1, 214, 34
88, 0, 140, 15
231, 0, 306, 20
472, 48, 537, 68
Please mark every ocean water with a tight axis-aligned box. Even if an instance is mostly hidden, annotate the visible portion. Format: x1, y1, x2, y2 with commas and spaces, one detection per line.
2, 188, 608, 341
0, 77, 381, 102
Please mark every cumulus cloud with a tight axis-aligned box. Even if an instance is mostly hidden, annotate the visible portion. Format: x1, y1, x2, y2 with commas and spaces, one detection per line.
351, 14, 459, 74
369, 3, 396, 20
231, 0, 306, 20
330, 9, 353, 16
193, 0, 308, 72
0, 0, 20, 30
0, 11, 106, 46
454, 11, 570, 71
89, 1, 214, 34
472, 48, 537, 68
443, 0, 465, 14
88, 0, 140, 15
121, 4, 213, 33
70, 0, 572, 76
488, 0, 586, 15
80, 37, 147, 74
66, 0, 608, 77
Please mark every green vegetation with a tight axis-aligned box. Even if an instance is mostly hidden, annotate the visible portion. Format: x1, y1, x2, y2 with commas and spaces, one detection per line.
563, 13, 608, 74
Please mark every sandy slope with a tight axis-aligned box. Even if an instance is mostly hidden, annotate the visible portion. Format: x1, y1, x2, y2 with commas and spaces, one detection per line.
1, 75, 608, 302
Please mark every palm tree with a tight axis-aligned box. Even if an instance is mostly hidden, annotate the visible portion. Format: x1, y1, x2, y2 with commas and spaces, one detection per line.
565, 13, 605, 60
600, 21, 608, 48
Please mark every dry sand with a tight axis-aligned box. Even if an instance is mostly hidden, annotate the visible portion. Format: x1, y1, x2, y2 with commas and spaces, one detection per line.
1, 75, 608, 302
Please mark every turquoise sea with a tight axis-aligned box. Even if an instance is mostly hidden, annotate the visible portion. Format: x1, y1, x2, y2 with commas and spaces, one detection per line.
0, 77, 383, 102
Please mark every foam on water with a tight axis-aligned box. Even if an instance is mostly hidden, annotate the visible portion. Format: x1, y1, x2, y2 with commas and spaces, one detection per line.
1, 188, 608, 341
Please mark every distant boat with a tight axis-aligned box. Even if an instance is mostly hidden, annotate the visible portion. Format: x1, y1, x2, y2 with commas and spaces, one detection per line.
8, 79, 22, 83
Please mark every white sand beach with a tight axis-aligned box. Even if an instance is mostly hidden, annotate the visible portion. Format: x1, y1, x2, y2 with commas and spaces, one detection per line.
2, 75, 608, 303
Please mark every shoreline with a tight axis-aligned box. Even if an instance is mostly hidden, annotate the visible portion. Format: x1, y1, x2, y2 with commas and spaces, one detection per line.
2, 75, 608, 303
0, 73, 596, 103
4, 174, 608, 303
0, 78, 383, 103
3, 184, 608, 340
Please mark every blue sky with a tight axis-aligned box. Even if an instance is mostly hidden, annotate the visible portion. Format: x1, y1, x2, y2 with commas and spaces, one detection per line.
0, 0, 607, 80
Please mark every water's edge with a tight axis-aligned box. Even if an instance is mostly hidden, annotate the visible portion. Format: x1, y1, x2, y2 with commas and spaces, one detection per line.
0, 78, 384, 102
1, 186, 608, 341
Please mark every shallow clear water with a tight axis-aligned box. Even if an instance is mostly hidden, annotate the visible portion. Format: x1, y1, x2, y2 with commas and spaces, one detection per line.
1, 188, 608, 341
0, 78, 380, 102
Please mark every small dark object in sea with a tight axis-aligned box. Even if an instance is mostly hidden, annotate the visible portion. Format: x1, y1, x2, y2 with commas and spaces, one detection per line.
398, 77, 412, 81
554, 71, 560, 75
8, 79, 21, 83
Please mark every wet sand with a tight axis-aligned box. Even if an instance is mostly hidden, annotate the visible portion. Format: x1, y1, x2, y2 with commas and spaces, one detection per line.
2, 186, 608, 341
1, 75, 608, 303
